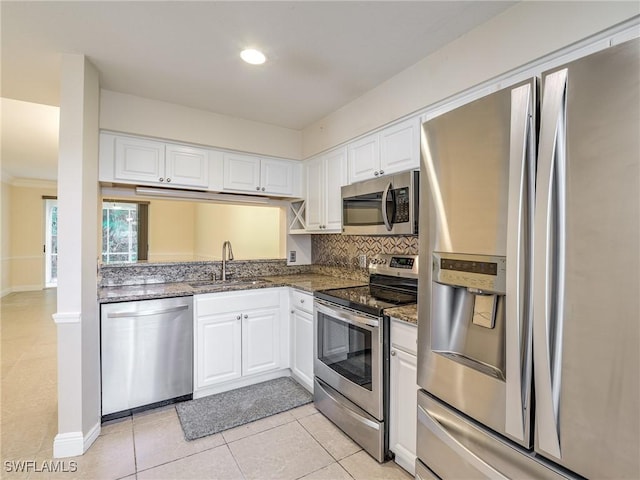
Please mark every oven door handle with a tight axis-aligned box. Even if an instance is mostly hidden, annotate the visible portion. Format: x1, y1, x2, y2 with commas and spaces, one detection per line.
315, 301, 380, 329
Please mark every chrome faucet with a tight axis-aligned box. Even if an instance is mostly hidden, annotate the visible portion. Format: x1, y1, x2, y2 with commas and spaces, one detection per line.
221, 240, 234, 281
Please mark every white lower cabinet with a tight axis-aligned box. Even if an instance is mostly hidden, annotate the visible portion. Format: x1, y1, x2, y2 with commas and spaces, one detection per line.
194, 288, 289, 397
389, 318, 418, 475
289, 289, 314, 392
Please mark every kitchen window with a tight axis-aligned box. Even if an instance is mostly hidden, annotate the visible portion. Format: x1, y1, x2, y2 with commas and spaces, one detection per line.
102, 201, 149, 263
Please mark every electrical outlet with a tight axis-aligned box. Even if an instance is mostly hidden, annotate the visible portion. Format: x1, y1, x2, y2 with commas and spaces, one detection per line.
289, 250, 296, 263
358, 254, 367, 268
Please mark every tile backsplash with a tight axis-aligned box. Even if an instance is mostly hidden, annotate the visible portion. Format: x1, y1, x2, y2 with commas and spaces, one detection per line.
312, 234, 418, 268
99, 235, 418, 287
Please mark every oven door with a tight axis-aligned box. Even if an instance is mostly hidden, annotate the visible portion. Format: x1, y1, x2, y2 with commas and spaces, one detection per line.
314, 299, 383, 419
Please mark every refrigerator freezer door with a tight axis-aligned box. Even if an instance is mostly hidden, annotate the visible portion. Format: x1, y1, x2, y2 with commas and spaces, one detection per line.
534, 38, 639, 479
418, 78, 535, 447
416, 390, 572, 480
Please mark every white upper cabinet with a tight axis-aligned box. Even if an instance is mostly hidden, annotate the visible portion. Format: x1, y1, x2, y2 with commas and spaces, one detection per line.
165, 143, 212, 188
113, 136, 166, 184
261, 158, 296, 196
99, 132, 300, 197
347, 117, 420, 184
305, 147, 346, 233
348, 135, 379, 183
223, 153, 261, 192
100, 133, 222, 191
223, 153, 301, 197
379, 118, 420, 174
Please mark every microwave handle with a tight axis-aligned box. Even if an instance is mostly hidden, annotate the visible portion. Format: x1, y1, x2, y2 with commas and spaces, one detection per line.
381, 181, 394, 231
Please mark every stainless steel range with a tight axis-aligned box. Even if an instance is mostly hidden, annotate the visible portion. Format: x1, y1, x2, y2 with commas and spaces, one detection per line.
313, 254, 418, 462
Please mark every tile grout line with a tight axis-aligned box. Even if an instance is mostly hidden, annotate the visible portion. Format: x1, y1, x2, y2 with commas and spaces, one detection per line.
225, 442, 249, 480
294, 416, 360, 479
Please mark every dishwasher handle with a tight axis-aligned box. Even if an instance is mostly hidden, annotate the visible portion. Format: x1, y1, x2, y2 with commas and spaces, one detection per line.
106, 304, 190, 318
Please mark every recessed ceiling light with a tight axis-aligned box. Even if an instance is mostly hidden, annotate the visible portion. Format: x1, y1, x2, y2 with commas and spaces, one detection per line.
240, 48, 266, 65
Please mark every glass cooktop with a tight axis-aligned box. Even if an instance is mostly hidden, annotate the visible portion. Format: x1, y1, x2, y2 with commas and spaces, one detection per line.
315, 283, 417, 317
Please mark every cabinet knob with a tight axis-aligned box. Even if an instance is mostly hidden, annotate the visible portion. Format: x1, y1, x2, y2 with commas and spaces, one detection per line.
236, 315, 241, 320
391, 350, 397, 356
261, 187, 266, 192
166, 178, 172, 182
374, 171, 379, 176
256, 186, 260, 191
300, 299, 305, 303
291, 310, 295, 314
379, 170, 384, 175
244, 314, 248, 319
159, 177, 164, 182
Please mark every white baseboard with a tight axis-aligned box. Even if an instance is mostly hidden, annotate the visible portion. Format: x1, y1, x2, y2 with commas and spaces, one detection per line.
4, 284, 42, 294
392, 445, 416, 476
53, 422, 101, 458
83, 421, 101, 452
53, 432, 84, 458
193, 369, 290, 399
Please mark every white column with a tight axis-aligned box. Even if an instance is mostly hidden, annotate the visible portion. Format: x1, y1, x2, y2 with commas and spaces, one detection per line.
53, 54, 101, 458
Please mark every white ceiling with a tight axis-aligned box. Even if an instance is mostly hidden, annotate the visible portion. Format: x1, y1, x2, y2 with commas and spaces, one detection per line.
1, 1, 516, 181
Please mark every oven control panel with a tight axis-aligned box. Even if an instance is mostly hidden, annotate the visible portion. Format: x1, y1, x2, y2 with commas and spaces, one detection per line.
369, 254, 418, 278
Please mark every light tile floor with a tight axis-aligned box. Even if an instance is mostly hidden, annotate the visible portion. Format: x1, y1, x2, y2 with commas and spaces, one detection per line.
1, 290, 412, 480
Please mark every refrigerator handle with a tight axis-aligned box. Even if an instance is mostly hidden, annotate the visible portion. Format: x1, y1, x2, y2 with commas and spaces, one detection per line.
533, 68, 568, 460
504, 80, 535, 443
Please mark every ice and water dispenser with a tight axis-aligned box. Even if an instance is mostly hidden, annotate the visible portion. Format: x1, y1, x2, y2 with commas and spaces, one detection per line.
431, 252, 507, 380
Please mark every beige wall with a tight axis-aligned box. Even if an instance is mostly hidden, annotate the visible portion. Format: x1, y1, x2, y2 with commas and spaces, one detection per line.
99, 198, 284, 262
147, 199, 196, 261
100, 90, 303, 160
194, 203, 283, 260
301, 2, 640, 157
1, 180, 11, 295
1, 181, 57, 293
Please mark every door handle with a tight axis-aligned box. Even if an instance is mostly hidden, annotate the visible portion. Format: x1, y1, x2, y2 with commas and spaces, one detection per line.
107, 304, 189, 318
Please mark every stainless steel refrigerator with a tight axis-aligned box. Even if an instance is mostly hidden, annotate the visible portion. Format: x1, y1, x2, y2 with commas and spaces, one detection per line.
416, 38, 639, 479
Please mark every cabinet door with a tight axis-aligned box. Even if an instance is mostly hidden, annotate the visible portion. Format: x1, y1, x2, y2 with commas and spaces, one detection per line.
165, 144, 210, 188
291, 308, 314, 391
348, 134, 379, 183
261, 158, 295, 196
324, 148, 347, 231
242, 306, 280, 376
196, 312, 242, 389
114, 136, 165, 184
223, 153, 261, 193
305, 156, 325, 231
379, 118, 420, 175
390, 347, 418, 475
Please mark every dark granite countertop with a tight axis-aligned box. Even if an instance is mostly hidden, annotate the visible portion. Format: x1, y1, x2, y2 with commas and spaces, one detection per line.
262, 274, 365, 294
385, 304, 418, 325
98, 273, 366, 304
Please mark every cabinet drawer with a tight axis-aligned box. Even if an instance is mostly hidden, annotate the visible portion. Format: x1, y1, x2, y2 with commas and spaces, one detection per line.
390, 318, 417, 355
291, 289, 313, 314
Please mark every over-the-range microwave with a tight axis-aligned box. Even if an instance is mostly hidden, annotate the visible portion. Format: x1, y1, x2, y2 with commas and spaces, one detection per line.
341, 170, 419, 236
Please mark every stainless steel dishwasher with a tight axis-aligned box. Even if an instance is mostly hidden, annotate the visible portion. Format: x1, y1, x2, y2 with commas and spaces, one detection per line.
101, 296, 193, 420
